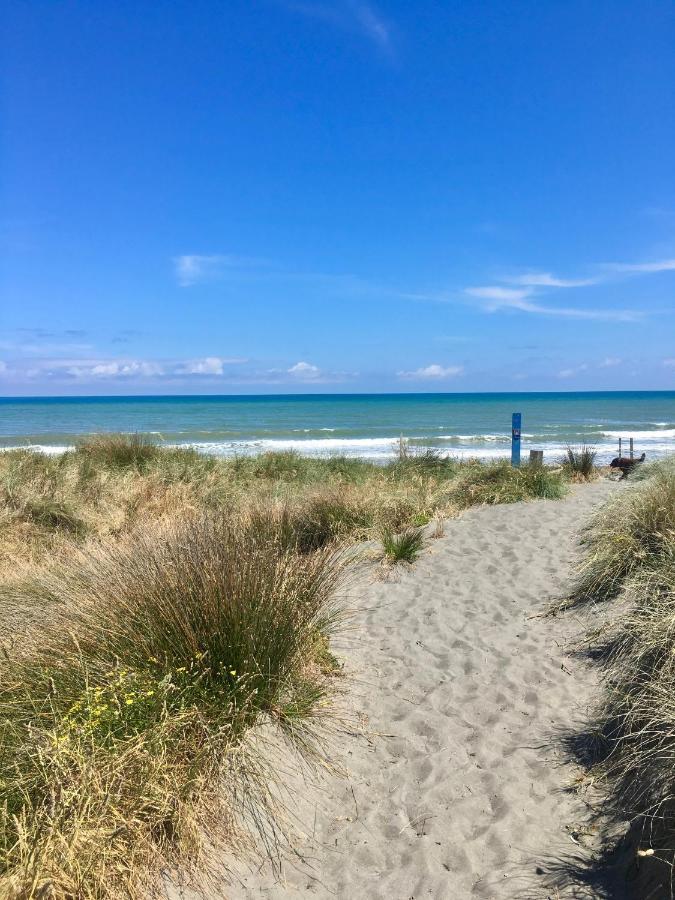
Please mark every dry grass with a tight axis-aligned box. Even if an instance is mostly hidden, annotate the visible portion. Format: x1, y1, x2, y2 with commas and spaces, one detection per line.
0, 514, 347, 898
569, 457, 675, 606
449, 459, 567, 508
566, 455, 675, 882
0, 442, 569, 576
0, 436, 573, 897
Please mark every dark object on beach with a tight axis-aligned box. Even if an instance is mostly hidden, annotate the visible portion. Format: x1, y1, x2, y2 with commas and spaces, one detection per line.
610, 452, 646, 479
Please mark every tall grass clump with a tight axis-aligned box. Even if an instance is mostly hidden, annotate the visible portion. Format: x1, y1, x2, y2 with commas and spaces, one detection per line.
565, 456, 675, 881
570, 458, 675, 605
388, 448, 458, 481
448, 460, 567, 509
381, 526, 426, 564
592, 573, 675, 860
561, 444, 598, 480
74, 432, 160, 471
0, 450, 86, 538
0, 514, 346, 898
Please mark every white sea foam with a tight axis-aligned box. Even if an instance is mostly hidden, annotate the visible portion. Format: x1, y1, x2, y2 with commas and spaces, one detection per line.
173, 437, 675, 464
2, 430, 674, 464
0, 444, 72, 455
600, 429, 675, 441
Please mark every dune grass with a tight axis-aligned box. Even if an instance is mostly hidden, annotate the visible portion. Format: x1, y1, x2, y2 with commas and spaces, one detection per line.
74, 432, 162, 470
381, 525, 426, 564
565, 455, 675, 875
569, 457, 675, 606
0, 435, 574, 896
448, 459, 567, 508
560, 444, 598, 480
0, 439, 569, 575
0, 513, 346, 898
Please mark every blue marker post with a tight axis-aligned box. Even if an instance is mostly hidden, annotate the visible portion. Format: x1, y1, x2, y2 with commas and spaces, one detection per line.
511, 412, 522, 467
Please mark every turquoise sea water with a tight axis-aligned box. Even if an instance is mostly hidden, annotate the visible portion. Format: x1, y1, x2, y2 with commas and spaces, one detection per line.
1, 392, 674, 463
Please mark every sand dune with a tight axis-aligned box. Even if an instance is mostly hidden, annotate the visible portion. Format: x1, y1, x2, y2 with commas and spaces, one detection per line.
221, 480, 619, 899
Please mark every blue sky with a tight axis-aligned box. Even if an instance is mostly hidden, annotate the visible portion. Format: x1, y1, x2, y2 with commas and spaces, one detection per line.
1, 0, 674, 395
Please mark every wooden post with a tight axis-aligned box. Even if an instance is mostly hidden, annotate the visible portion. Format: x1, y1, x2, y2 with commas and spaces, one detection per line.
511, 413, 522, 467
619, 437, 622, 458
630, 437, 634, 460
529, 449, 544, 467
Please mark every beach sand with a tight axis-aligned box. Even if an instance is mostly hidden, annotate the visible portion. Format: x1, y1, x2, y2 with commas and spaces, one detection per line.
213, 480, 620, 899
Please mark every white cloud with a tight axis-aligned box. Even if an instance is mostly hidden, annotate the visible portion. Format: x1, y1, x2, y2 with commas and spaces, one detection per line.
599, 357, 622, 368
506, 272, 597, 288
664, 358, 675, 368
67, 360, 165, 378
0, 354, 352, 385
558, 364, 589, 378
604, 258, 675, 274
0, 361, 6, 373
173, 254, 229, 287
3, 356, 247, 381
179, 356, 236, 375
398, 364, 464, 380
465, 286, 533, 303
288, 361, 322, 380
465, 286, 640, 321
460, 255, 675, 320
352, 2, 391, 48
283, 1, 392, 49
174, 254, 257, 287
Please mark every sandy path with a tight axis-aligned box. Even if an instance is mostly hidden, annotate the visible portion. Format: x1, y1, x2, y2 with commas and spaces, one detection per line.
225, 481, 618, 900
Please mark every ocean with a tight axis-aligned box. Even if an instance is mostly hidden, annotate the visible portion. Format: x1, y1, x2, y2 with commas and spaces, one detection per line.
1, 392, 674, 464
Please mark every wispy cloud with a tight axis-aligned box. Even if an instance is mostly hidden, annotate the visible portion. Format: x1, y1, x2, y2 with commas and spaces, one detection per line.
505, 272, 597, 288
465, 286, 532, 303
0, 330, 95, 356
507, 257, 675, 285
174, 255, 226, 287
464, 286, 640, 321
603, 258, 675, 274
664, 358, 675, 368
558, 364, 588, 379
351, 2, 391, 48
599, 356, 622, 368
464, 256, 675, 320
173, 254, 266, 287
169, 248, 671, 326
281, 1, 392, 50
398, 363, 464, 380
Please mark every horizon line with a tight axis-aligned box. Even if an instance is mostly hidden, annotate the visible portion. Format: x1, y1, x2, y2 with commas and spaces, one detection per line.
2, 388, 675, 401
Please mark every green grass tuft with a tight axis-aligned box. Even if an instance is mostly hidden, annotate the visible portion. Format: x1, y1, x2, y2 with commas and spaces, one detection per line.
74, 432, 160, 470
381, 526, 426, 563
560, 444, 598, 479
